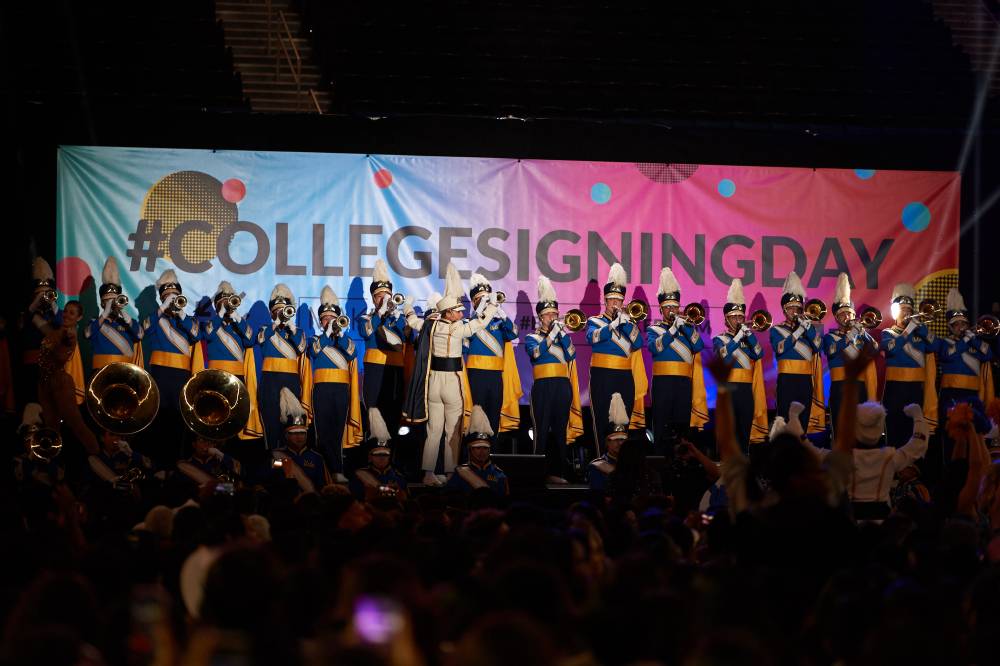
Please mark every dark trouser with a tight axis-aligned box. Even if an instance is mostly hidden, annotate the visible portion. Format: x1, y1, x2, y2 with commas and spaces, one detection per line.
939, 386, 978, 459
145, 364, 191, 467
883, 380, 924, 447
363, 362, 403, 435
852, 501, 891, 521
828, 379, 868, 435
313, 382, 349, 473
590, 367, 634, 452
776, 373, 812, 433
531, 376, 571, 477
730, 382, 755, 453
259, 371, 301, 449
468, 367, 503, 435
651, 374, 692, 454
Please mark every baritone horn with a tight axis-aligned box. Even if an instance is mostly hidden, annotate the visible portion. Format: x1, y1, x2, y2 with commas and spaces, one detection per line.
180, 369, 251, 441
86, 362, 160, 435
859, 306, 882, 329
803, 298, 827, 322
625, 299, 649, 322
750, 309, 772, 332
560, 309, 587, 332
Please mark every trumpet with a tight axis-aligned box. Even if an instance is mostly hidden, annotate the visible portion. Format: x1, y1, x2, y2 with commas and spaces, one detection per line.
495, 291, 507, 305
113, 294, 130, 309
903, 298, 940, 324
279, 304, 296, 322
222, 293, 244, 312
976, 314, 1000, 337
672, 302, 705, 327
802, 298, 827, 322
391, 293, 405, 306
168, 295, 188, 313
750, 309, 772, 332
624, 299, 649, 323
858, 306, 882, 329
558, 309, 587, 333
41, 290, 58, 304
334, 314, 351, 330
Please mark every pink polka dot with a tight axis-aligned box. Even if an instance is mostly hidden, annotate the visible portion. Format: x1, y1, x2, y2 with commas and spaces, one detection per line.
221, 178, 246, 203
56, 257, 92, 296
373, 169, 393, 189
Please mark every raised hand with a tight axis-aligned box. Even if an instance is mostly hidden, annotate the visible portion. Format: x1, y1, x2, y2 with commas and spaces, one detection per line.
706, 353, 732, 385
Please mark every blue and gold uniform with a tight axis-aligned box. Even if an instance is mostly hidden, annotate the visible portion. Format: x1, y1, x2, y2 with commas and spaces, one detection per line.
823, 274, 877, 429
87, 257, 143, 370
351, 407, 408, 500
359, 259, 407, 436
770, 272, 823, 434
524, 277, 582, 480
309, 286, 362, 475
880, 283, 937, 446
712, 279, 768, 450
464, 274, 520, 436
273, 444, 332, 492
257, 283, 310, 449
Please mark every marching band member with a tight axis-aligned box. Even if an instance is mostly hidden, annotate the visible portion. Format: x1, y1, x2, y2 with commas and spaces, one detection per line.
524, 276, 583, 484
646, 267, 707, 453
350, 408, 408, 501
272, 387, 332, 493
464, 273, 521, 436
712, 279, 768, 451
201, 281, 263, 438
257, 283, 311, 449
19, 257, 62, 403
88, 429, 154, 487
935, 288, 994, 432
586, 263, 643, 448
823, 273, 877, 430
358, 259, 407, 435
86, 257, 142, 371
38, 318, 99, 456
588, 392, 629, 495
447, 405, 510, 497
308, 286, 362, 483
402, 264, 498, 486
880, 283, 937, 447
176, 434, 242, 490
14, 404, 65, 488
770, 271, 823, 434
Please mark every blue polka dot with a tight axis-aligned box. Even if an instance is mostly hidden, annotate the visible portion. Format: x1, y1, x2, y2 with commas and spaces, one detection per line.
855, 169, 876, 180
901, 202, 931, 232
590, 182, 612, 204
717, 179, 736, 197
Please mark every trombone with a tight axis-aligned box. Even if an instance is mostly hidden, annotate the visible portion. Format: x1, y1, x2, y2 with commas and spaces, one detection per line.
671, 302, 705, 327
557, 308, 587, 333
622, 299, 649, 323
903, 298, 941, 324
858, 306, 882, 329
749, 309, 772, 332
976, 314, 999, 337
802, 298, 827, 322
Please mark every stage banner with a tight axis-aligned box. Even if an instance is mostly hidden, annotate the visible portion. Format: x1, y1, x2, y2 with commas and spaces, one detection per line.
56, 147, 960, 407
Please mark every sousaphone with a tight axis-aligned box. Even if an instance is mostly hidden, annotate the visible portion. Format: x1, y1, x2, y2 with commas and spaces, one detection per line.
86, 362, 160, 435
180, 369, 251, 441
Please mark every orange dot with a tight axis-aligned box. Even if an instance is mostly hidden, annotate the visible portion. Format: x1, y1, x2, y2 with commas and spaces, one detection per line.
373, 168, 393, 189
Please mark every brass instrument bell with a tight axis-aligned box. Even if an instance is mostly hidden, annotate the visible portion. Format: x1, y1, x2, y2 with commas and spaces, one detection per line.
279, 304, 296, 321
680, 302, 705, 326
495, 291, 507, 305
859, 306, 882, 329
180, 369, 251, 441
335, 314, 351, 330
86, 362, 160, 435
803, 298, 827, 322
750, 309, 772, 332
25, 426, 63, 463
625, 299, 649, 322
561, 309, 587, 332
976, 314, 1000, 337
114, 294, 130, 309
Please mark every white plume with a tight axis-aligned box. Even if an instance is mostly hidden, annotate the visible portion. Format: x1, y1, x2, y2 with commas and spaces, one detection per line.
279, 387, 305, 422
156, 269, 179, 289
726, 279, 745, 305
320, 285, 339, 306
21, 403, 43, 428
368, 408, 391, 444
946, 288, 966, 312
467, 405, 494, 437
782, 271, 805, 298
891, 283, 915, 302
658, 267, 680, 296
609, 392, 628, 427
372, 258, 390, 283
32, 258, 54, 281
607, 262, 627, 289
444, 263, 464, 299
270, 283, 294, 303
537, 275, 557, 303
101, 257, 121, 286
216, 280, 235, 295
834, 272, 851, 305
470, 273, 490, 288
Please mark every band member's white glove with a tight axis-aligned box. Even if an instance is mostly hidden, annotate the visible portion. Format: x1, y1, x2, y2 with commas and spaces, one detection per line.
285, 320, 297, 335
324, 321, 336, 338
377, 298, 389, 317
338, 325, 347, 338
50, 298, 59, 314
117, 440, 133, 457
161, 294, 177, 311
119, 309, 132, 325
481, 303, 499, 321
476, 296, 488, 316
903, 403, 924, 421
495, 307, 507, 321
402, 295, 415, 316
547, 321, 561, 341
963, 330, 975, 342
230, 310, 242, 323
613, 313, 627, 328
99, 298, 113, 323
786, 402, 806, 439
904, 319, 918, 335
208, 447, 225, 461
732, 326, 746, 342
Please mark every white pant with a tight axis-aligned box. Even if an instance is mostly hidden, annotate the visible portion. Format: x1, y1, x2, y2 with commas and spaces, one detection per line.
422, 370, 464, 472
